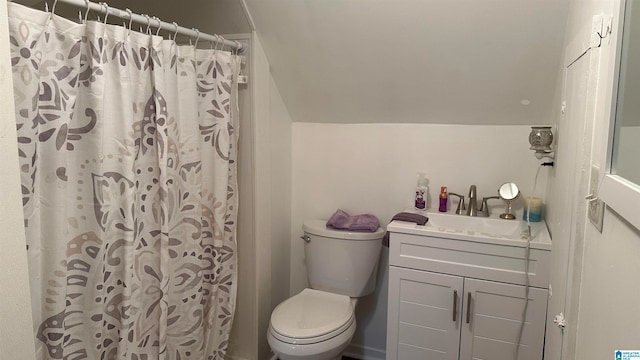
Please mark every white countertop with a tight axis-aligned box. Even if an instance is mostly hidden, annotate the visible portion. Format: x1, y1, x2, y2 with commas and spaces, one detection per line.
386, 210, 552, 251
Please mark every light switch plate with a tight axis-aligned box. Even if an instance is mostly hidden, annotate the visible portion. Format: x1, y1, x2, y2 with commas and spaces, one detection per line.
587, 165, 604, 232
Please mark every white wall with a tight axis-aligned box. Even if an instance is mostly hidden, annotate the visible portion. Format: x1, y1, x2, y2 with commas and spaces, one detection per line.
250, 33, 274, 360
232, 33, 292, 360
0, 0, 36, 358
269, 76, 292, 314
291, 123, 548, 356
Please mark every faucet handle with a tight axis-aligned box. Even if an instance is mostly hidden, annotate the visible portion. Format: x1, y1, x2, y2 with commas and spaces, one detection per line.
449, 192, 466, 215
479, 196, 500, 217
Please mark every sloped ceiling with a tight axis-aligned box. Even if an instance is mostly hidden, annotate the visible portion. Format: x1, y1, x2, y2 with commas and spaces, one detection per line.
244, 0, 570, 125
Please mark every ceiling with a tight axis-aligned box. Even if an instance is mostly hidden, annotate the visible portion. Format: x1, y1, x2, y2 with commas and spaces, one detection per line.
243, 0, 570, 125
12, 0, 570, 125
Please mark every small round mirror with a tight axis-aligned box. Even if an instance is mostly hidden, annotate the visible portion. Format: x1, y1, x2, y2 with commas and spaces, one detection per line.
498, 182, 520, 220
498, 182, 520, 200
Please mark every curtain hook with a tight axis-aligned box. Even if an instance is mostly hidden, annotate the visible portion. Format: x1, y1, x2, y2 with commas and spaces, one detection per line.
83, 0, 90, 23
212, 35, 220, 51
45, 0, 58, 26
234, 40, 242, 55
217, 35, 226, 51
100, 2, 109, 24
125, 8, 133, 35
171, 22, 179, 41
44, 0, 58, 22
124, 8, 133, 34
193, 28, 200, 48
154, 17, 162, 36
143, 14, 151, 34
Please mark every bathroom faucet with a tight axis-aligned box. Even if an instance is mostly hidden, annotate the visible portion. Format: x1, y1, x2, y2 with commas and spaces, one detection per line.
479, 196, 500, 217
449, 192, 466, 215
466, 185, 478, 217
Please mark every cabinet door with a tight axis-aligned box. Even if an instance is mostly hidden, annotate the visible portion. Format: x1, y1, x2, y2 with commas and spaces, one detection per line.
459, 278, 548, 360
387, 267, 463, 360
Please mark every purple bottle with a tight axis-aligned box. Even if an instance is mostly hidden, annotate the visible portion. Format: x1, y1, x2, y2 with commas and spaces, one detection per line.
439, 186, 448, 212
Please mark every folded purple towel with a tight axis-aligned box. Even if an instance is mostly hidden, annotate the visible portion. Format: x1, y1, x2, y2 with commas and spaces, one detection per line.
382, 212, 429, 247
326, 209, 380, 232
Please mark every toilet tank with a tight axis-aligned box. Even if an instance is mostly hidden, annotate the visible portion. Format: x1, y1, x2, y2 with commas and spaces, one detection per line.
302, 220, 385, 297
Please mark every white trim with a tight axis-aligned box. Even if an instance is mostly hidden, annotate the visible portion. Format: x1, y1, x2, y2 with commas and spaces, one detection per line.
240, 0, 257, 31
343, 343, 386, 360
599, 175, 640, 230
596, 0, 640, 232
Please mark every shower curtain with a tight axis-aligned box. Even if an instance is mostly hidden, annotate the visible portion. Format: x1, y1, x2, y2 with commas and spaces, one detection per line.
7, 3, 241, 359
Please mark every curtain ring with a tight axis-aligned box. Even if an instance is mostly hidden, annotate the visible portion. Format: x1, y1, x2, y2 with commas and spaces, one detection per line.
172, 22, 179, 41
153, 16, 162, 36
125, 8, 133, 34
100, 2, 109, 24
193, 28, 200, 48
83, 0, 90, 23
144, 14, 151, 34
217, 35, 226, 51
124, 8, 133, 38
45, 0, 58, 24
212, 35, 220, 51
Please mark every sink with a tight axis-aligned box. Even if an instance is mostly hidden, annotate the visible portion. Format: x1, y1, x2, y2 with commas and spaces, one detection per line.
425, 212, 522, 237
387, 210, 551, 250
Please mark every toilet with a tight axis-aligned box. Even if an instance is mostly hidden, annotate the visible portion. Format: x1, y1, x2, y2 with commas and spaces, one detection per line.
268, 219, 384, 360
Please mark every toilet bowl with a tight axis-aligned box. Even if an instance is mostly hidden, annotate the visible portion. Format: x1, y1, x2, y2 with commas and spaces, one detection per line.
267, 289, 357, 360
268, 220, 384, 360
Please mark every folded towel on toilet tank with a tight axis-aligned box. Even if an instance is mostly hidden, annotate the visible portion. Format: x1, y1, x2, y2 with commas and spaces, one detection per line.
326, 209, 380, 232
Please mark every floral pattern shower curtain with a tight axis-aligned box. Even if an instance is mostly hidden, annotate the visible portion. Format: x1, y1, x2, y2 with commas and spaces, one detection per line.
8, 3, 241, 359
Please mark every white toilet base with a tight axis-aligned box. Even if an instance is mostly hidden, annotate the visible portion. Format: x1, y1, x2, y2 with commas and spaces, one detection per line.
268, 320, 356, 360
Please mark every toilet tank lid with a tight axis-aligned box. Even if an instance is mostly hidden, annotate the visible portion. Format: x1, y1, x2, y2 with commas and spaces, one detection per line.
303, 220, 385, 240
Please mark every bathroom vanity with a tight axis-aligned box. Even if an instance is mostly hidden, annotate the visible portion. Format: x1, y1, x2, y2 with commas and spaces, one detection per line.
386, 212, 551, 360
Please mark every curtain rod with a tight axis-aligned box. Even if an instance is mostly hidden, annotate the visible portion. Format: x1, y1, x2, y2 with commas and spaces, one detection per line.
27, 0, 244, 51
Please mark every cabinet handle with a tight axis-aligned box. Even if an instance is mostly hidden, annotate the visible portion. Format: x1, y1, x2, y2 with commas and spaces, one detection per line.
466, 292, 472, 324
452, 290, 458, 322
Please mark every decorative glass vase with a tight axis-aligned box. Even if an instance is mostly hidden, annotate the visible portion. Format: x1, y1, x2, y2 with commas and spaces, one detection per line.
529, 126, 553, 151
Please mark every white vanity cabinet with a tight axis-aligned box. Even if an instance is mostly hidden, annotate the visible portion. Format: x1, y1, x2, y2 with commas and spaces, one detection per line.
386, 218, 552, 360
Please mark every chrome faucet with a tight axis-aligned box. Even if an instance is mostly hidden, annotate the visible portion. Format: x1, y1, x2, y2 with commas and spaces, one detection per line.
449, 192, 466, 215
479, 196, 500, 217
466, 185, 478, 216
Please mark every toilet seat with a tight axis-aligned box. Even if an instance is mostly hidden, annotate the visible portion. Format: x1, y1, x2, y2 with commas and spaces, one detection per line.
269, 288, 355, 345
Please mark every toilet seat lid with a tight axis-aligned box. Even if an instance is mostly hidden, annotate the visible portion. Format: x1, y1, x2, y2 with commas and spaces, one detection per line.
270, 288, 354, 340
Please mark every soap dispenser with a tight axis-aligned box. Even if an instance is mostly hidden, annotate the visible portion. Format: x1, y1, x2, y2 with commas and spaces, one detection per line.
415, 173, 428, 210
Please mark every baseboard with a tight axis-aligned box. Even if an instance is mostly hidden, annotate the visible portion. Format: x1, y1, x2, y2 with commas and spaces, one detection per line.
343, 344, 386, 360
